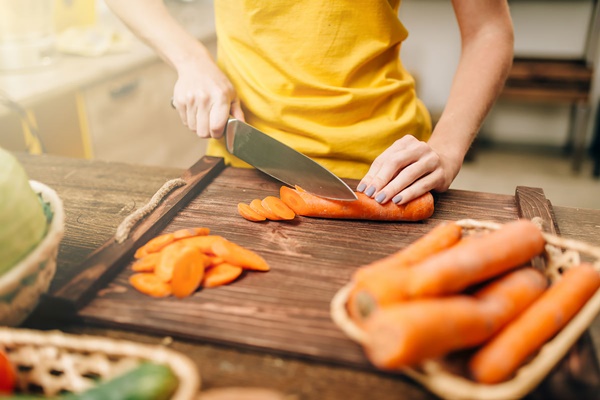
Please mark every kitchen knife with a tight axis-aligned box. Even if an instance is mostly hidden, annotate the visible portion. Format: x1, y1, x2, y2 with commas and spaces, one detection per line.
224, 118, 357, 201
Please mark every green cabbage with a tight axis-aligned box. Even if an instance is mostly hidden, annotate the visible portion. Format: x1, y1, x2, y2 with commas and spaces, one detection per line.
0, 148, 47, 275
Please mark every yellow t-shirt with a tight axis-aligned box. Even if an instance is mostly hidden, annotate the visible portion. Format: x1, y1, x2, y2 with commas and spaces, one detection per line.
207, 0, 431, 180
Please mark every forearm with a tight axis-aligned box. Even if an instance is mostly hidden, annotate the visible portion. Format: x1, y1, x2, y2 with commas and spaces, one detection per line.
104, 0, 213, 74
429, 2, 514, 169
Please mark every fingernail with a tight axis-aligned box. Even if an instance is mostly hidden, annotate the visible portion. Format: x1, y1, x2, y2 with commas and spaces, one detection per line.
375, 193, 386, 203
392, 194, 403, 204
365, 186, 376, 197
357, 183, 366, 192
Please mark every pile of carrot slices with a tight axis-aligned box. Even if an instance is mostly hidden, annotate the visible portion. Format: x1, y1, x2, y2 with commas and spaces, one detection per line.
129, 227, 269, 299
238, 195, 296, 222
344, 219, 600, 384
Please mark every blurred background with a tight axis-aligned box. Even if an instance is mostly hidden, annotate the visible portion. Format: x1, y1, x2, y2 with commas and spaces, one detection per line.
0, 0, 599, 209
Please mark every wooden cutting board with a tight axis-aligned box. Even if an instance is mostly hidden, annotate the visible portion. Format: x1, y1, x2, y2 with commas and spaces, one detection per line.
41, 156, 590, 373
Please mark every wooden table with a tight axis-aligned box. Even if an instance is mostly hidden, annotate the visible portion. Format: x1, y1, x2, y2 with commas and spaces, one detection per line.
15, 152, 600, 400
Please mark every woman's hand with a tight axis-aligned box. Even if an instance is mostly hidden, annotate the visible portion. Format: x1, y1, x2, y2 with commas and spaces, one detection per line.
356, 135, 461, 205
172, 60, 245, 139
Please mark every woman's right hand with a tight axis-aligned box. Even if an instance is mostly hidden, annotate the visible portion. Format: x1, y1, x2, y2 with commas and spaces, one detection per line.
172, 59, 245, 139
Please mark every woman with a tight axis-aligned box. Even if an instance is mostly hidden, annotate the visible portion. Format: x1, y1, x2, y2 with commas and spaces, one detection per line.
105, 0, 514, 205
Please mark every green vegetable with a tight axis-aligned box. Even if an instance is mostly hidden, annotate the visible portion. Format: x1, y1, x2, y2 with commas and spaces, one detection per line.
0, 148, 47, 275
0, 363, 178, 400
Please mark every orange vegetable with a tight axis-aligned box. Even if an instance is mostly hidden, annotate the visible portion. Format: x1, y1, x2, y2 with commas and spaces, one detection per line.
129, 273, 172, 298
353, 219, 545, 309
279, 186, 434, 221
238, 202, 267, 222
179, 235, 226, 255
261, 196, 296, 220
249, 198, 280, 220
171, 246, 210, 298
203, 263, 244, 288
131, 252, 161, 272
363, 267, 548, 369
154, 241, 189, 282
348, 222, 463, 320
469, 263, 600, 384
0, 349, 15, 394
134, 227, 210, 258
211, 239, 270, 271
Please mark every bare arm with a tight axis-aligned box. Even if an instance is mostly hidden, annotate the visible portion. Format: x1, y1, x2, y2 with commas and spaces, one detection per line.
357, 0, 514, 204
104, 0, 244, 138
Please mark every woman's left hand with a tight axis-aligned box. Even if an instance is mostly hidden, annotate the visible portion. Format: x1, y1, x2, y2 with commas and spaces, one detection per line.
356, 135, 461, 205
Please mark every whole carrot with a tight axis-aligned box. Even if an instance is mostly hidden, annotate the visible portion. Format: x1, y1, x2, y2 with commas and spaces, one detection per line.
279, 186, 434, 221
352, 219, 546, 310
348, 222, 463, 321
363, 267, 548, 370
469, 263, 600, 384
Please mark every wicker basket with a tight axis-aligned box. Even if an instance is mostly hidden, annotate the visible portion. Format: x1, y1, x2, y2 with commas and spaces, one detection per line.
0, 180, 65, 326
0, 327, 201, 399
331, 218, 600, 400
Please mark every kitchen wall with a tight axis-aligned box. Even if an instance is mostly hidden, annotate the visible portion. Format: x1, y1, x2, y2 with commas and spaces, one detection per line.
399, 0, 599, 148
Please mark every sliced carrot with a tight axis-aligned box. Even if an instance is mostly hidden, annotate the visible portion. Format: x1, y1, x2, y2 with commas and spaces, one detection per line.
249, 198, 280, 220
279, 186, 434, 221
171, 246, 210, 298
134, 233, 176, 259
363, 267, 547, 369
131, 252, 161, 272
129, 273, 172, 298
154, 241, 189, 282
207, 255, 225, 267
178, 235, 227, 255
469, 263, 600, 384
211, 239, 270, 271
348, 222, 463, 321
238, 202, 267, 222
202, 263, 244, 288
262, 196, 295, 220
172, 227, 211, 239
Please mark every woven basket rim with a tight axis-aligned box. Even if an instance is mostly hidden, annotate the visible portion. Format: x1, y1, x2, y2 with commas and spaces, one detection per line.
0, 327, 201, 400
0, 180, 65, 288
330, 218, 600, 400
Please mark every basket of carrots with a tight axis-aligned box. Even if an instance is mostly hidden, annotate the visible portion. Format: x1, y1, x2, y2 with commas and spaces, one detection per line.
0, 327, 200, 399
330, 218, 600, 400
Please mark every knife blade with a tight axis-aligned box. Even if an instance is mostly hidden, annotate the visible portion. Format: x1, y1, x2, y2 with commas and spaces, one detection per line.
224, 118, 357, 201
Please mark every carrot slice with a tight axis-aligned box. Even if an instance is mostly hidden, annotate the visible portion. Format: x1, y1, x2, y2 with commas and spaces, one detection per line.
154, 241, 189, 282
211, 239, 270, 271
131, 252, 161, 272
171, 246, 210, 298
279, 186, 434, 221
178, 235, 227, 255
238, 203, 267, 222
172, 227, 211, 239
262, 196, 295, 220
129, 273, 172, 298
134, 233, 176, 259
203, 263, 244, 288
249, 198, 280, 220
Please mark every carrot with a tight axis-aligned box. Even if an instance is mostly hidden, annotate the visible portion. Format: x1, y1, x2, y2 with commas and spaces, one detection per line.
238, 202, 267, 222
249, 198, 280, 220
154, 241, 189, 282
134, 233, 175, 259
211, 239, 270, 271
131, 252, 161, 272
348, 222, 463, 320
172, 227, 210, 239
171, 246, 210, 298
469, 263, 600, 384
363, 267, 548, 369
129, 273, 172, 298
261, 196, 296, 220
203, 263, 244, 288
279, 186, 434, 221
178, 235, 227, 255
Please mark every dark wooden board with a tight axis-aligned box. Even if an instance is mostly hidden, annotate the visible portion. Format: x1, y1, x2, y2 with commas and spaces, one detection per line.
42, 159, 554, 370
